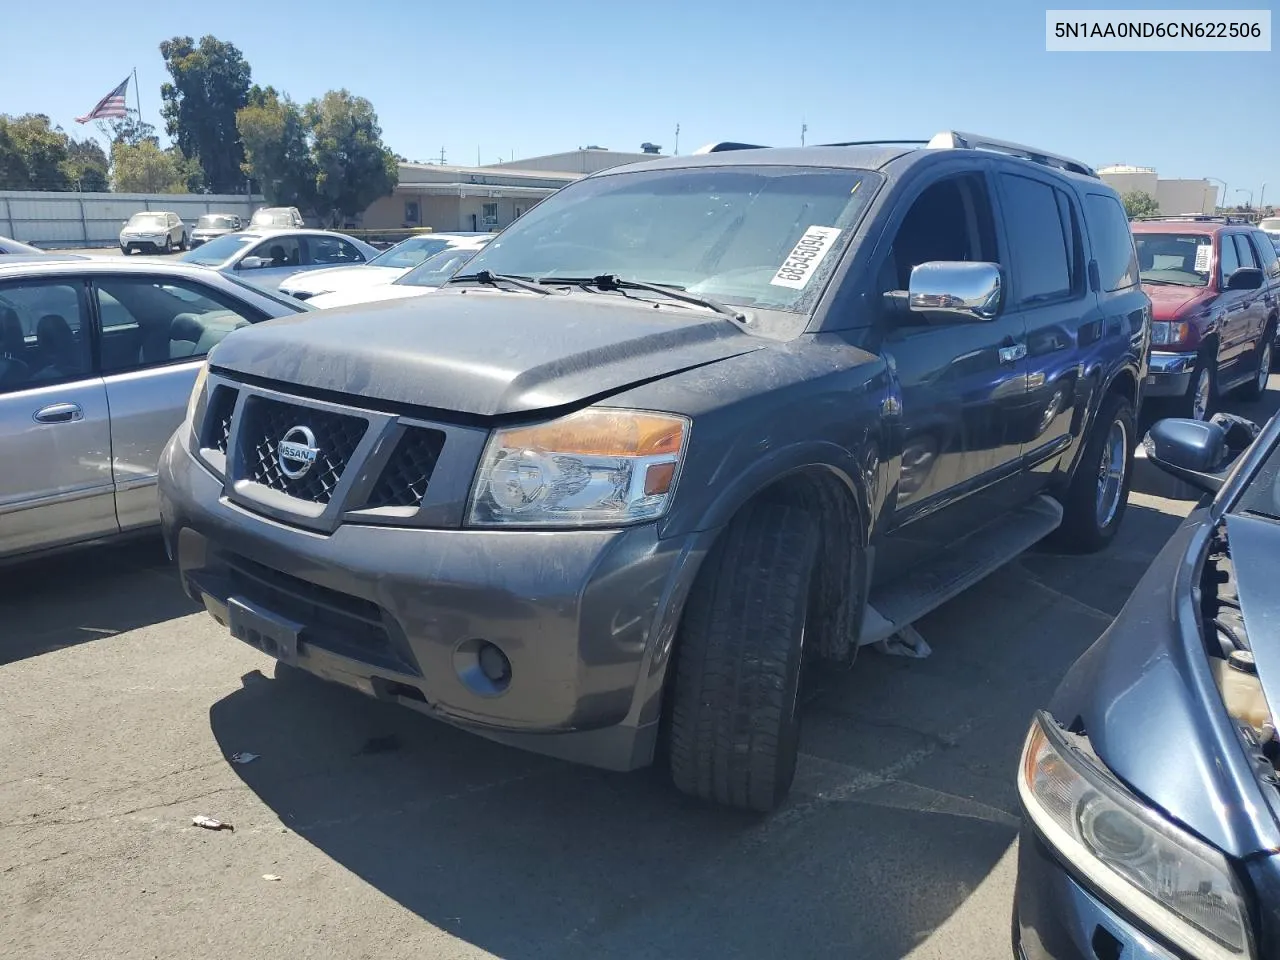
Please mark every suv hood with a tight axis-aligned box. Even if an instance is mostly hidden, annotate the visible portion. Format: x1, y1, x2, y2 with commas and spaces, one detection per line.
209, 289, 767, 417
1143, 283, 1212, 322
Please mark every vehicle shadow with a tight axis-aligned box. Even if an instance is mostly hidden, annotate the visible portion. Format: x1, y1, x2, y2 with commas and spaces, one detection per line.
208, 496, 1185, 960
0, 535, 198, 667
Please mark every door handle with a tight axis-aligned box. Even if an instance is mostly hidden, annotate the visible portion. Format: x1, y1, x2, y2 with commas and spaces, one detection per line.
33, 402, 83, 424
998, 343, 1027, 364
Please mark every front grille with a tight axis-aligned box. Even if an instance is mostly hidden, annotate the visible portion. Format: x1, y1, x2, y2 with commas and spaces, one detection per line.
239, 396, 366, 504
223, 552, 417, 675
364, 427, 447, 509
202, 385, 237, 453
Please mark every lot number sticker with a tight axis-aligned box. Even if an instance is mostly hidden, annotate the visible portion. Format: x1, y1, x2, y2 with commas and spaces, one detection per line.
771, 226, 842, 289
1194, 244, 1213, 273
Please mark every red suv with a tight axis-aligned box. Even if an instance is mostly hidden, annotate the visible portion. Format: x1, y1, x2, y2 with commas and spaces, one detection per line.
1131, 216, 1279, 419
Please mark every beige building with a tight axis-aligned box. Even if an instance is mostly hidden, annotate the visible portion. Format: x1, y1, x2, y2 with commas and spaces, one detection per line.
358, 147, 664, 233
1097, 164, 1218, 215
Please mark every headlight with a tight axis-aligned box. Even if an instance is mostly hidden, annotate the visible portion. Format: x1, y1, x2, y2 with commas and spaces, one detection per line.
467, 407, 689, 527
1151, 321, 1191, 346
186, 359, 210, 426
1019, 713, 1252, 959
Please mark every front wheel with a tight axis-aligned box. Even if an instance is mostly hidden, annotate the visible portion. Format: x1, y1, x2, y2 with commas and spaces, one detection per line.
163, 236, 173, 254
1050, 392, 1135, 553
666, 502, 818, 813
178, 232, 188, 252
1183, 357, 1216, 421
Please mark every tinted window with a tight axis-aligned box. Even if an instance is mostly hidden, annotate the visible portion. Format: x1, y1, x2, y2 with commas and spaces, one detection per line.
999, 174, 1072, 303
1084, 194, 1139, 291
1220, 233, 1241, 279
94, 277, 260, 373
0, 281, 92, 393
250, 236, 302, 268
308, 236, 364, 265
1253, 231, 1280, 278
1233, 233, 1259, 269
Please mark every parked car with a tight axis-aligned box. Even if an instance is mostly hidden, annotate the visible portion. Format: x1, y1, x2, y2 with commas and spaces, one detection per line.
119, 211, 187, 255
1131, 216, 1279, 420
177, 229, 380, 291
0, 236, 44, 255
189, 214, 244, 248
249, 207, 305, 229
1258, 216, 1280, 242
279, 233, 490, 300
306, 243, 487, 309
158, 130, 1149, 812
0, 257, 307, 563
1013, 409, 1280, 960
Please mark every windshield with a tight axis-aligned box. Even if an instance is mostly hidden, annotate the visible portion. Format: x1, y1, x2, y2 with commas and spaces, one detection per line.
1134, 233, 1213, 287
395, 247, 483, 287
369, 236, 457, 269
252, 210, 292, 226
197, 215, 238, 230
179, 233, 255, 265
127, 214, 168, 229
455, 165, 880, 312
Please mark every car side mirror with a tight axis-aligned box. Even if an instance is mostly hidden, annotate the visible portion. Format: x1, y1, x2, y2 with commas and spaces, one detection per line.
1227, 267, 1264, 291
1143, 413, 1261, 493
238, 256, 268, 270
906, 261, 1003, 322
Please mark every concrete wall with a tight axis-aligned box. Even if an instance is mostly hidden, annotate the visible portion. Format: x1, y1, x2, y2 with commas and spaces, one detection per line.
1157, 180, 1217, 216
1099, 169, 1158, 199
0, 191, 265, 249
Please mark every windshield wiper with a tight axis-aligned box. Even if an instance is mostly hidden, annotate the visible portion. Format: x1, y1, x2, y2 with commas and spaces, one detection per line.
446, 271, 557, 295
537, 274, 747, 322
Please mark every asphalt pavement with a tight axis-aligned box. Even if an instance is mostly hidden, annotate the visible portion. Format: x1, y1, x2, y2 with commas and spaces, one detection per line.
3, 386, 1277, 960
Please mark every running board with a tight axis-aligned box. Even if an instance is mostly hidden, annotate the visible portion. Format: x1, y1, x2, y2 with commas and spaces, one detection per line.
857, 494, 1064, 647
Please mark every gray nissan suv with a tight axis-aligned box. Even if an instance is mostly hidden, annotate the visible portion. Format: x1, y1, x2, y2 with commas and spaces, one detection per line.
158, 131, 1151, 811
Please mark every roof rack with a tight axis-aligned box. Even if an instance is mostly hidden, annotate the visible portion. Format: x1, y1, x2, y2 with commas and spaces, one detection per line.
816, 139, 929, 148
1129, 215, 1252, 224
691, 141, 769, 154
925, 131, 1098, 179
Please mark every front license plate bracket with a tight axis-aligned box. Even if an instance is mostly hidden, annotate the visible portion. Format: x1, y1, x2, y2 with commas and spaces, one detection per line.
226, 595, 303, 662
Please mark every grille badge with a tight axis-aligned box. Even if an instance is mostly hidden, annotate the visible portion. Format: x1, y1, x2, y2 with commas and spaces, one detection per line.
277, 425, 320, 480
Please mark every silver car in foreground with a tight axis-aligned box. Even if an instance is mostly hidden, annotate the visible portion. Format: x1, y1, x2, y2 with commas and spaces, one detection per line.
178, 229, 379, 291
0, 236, 45, 255
0, 255, 306, 562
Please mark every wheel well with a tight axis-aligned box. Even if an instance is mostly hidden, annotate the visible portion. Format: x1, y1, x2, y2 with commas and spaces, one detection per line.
753, 469, 866, 663
1105, 368, 1137, 411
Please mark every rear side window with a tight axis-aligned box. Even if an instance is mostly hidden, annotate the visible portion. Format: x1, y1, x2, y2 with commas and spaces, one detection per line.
0, 280, 92, 393
1083, 194, 1139, 292
998, 173, 1073, 304
1233, 233, 1259, 269
308, 236, 365, 265
1253, 231, 1280, 279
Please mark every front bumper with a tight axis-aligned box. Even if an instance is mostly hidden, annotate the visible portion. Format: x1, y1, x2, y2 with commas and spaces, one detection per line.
158, 433, 712, 771
1013, 824, 1180, 960
1143, 351, 1198, 398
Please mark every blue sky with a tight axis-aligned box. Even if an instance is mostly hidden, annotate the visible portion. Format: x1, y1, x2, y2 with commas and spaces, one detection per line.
3, 1, 1276, 204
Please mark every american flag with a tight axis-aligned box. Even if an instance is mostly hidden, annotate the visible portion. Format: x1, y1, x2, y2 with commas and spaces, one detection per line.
75, 77, 130, 124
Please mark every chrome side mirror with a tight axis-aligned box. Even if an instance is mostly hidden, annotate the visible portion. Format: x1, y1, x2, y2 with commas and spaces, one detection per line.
908, 261, 1003, 321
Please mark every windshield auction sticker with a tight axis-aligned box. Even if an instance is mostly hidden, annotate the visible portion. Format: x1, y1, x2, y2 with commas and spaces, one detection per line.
771, 226, 842, 290
1194, 245, 1214, 273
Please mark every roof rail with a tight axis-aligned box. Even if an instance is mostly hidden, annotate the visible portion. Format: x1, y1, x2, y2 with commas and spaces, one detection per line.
925, 130, 1098, 179
817, 139, 929, 148
1129, 214, 1251, 224
691, 141, 769, 154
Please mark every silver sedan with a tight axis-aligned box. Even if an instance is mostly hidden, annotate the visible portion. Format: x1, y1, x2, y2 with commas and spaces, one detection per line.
178, 229, 380, 291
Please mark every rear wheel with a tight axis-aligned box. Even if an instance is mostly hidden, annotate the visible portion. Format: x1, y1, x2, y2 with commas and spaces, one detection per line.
1050, 392, 1135, 553
1236, 329, 1274, 402
667, 502, 818, 813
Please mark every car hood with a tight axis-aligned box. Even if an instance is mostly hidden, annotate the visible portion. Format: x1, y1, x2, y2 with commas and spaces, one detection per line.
1222, 513, 1280, 735
280, 265, 404, 294
1142, 283, 1213, 322
306, 284, 431, 309
1049, 511, 1280, 858
209, 288, 767, 417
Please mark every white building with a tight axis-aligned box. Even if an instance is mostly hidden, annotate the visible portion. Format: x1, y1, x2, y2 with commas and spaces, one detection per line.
1097, 165, 1218, 216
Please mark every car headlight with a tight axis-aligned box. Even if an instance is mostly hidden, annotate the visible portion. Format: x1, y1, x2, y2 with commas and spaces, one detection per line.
1019, 712, 1253, 959
467, 407, 689, 527
186, 359, 210, 426
1151, 321, 1191, 346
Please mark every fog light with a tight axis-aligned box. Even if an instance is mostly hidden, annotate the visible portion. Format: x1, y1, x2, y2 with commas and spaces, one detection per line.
478, 642, 512, 684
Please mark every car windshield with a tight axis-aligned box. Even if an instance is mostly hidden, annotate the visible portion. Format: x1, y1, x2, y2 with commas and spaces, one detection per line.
395, 247, 483, 287
180, 233, 256, 265
1134, 233, 1212, 287
368, 236, 457, 269
128, 214, 168, 229
252, 210, 291, 226
197, 215, 238, 230
454, 165, 880, 312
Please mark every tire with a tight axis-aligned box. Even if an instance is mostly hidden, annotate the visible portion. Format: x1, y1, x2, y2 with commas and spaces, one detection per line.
1235, 327, 1274, 402
163, 235, 172, 254
119, 245, 129, 256
179, 232, 189, 252
667, 502, 818, 813
1051, 392, 1135, 554
1182, 356, 1216, 421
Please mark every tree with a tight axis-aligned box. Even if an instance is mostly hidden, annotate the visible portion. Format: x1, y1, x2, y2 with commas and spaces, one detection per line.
1122, 191, 1159, 218
110, 139, 188, 193
99, 114, 159, 147
159, 35, 252, 193
0, 114, 72, 190
64, 138, 109, 191
236, 86, 317, 210
306, 90, 398, 223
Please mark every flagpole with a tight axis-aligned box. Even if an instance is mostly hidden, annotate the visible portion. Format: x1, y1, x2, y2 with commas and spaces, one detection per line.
132, 67, 141, 128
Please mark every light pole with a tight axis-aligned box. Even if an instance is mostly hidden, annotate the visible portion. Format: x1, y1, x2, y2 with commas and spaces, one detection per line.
1205, 176, 1227, 213
1237, 188, 1254, 211
1260, 182, 1267, 212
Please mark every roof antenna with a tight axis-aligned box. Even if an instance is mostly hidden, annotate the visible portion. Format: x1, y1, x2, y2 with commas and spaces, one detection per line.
674, 122, 680, 155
